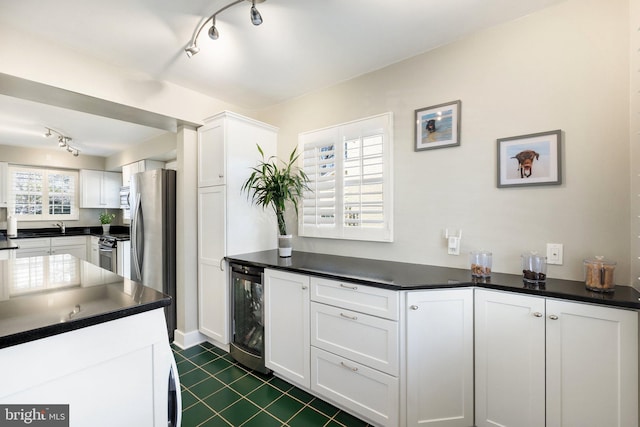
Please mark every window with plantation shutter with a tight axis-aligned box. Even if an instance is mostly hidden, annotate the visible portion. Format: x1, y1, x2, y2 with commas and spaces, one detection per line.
299, 113, 393, 242
9, 166, 79, 221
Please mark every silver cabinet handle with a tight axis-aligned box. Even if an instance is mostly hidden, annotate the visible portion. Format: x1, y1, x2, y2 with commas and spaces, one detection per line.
549, 314, 559, 320
340, 313, 358, 320
302, 286, 308, 290
218, 173, 224, 178
533, 312, 543, 317
340, 361, 358, 372
409, 305, 419, 310
219, 259, 224, 271
339, 283, 358, 290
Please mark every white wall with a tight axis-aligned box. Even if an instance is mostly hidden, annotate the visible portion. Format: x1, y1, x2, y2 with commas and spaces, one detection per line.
255, 0, 632, 284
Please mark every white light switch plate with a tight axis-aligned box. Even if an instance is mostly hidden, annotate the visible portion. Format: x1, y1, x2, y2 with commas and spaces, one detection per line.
546, 243, 563, 265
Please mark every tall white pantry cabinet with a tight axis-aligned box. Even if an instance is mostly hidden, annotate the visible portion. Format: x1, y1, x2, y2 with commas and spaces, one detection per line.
197, 111, 277, 344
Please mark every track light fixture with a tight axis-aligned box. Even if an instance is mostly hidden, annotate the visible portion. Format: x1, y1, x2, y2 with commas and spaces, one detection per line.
185, 0, 265, 58
44, 127, 80, 157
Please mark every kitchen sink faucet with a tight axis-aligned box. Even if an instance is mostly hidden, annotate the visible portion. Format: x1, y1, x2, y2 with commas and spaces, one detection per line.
54, 221, 65, 234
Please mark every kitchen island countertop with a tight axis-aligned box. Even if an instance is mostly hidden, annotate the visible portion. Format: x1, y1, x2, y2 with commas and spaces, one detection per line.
0, 254, 169, 349
227, 250, 640, 310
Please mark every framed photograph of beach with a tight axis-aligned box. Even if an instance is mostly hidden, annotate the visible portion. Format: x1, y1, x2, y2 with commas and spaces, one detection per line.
414, 100, 461, 151
497, 129, 562, 188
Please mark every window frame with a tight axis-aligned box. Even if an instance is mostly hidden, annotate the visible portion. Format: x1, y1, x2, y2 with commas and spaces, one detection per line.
298, 112, 394, 242
8, 166, 80, 221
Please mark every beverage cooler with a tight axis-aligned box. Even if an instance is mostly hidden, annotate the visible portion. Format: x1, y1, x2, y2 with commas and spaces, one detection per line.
229, 263, 270, 374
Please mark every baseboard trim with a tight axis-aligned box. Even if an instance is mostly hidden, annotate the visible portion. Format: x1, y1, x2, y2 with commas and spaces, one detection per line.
173, 329, 207, 350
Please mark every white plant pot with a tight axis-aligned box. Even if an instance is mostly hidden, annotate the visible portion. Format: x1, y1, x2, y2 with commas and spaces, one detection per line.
102, 224, 111, 235
278, 234, 292, 257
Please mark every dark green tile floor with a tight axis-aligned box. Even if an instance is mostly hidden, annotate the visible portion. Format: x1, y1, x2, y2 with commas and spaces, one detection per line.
172, 342, 373, 427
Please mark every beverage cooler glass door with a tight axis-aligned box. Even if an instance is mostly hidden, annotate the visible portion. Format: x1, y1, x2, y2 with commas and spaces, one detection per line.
230, 264, 269, 374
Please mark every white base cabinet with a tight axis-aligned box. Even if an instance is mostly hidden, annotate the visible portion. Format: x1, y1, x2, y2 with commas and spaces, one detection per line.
264, 268, 310, 389
405, 289, 474, 427
14, 236, 88, 261
475, 289, 638, 427
0, 309, 180, 427
311, 346, 399, 427
546, 299, 638, 427
474, 289, 545, 427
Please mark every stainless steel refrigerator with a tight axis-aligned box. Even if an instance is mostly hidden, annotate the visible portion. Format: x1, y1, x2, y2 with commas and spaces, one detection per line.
130, 169, 177, 341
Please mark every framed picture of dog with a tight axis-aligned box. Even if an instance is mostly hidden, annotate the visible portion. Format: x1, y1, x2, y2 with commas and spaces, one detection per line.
497, 129, 562, 188
415, 100, 461, 151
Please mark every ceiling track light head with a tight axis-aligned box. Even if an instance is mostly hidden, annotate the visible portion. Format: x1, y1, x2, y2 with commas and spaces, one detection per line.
208, 19, 219, 40
44, 127, 79, 157
250, 0, 263, 25
184, 44, 200, 58
185, 0, 266, 57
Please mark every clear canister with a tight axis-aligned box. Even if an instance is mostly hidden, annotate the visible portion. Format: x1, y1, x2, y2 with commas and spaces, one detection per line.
470, 251, 492, 278
584, 256, 616, 292
522, 252, 547, 284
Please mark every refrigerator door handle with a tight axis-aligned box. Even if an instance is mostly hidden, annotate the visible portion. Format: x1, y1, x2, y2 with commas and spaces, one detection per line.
167, 363, 181, 427
132, 192, 143, 280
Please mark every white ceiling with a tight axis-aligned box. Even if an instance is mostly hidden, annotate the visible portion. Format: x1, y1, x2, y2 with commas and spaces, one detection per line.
0, 0, 565, 157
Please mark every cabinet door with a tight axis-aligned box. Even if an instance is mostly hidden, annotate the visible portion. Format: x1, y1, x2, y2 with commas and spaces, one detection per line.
52, 244, 87, 261
80, 170, 121, 208
198, 119, 225, 187
102, 171, 122, 208
406, 289, 474, 427
90, 236, 100, 266
264, 268, 310, 389
0, 161, 8, 207
546, 300, 638, 427
474, 289, 545, 427
197, 186, 228, 343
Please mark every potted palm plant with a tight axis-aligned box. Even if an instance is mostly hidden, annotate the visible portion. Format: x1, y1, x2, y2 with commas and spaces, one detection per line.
241, 145, 309, 257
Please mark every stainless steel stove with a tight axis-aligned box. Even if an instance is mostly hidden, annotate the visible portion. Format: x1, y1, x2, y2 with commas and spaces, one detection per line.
98, 234, 130, 273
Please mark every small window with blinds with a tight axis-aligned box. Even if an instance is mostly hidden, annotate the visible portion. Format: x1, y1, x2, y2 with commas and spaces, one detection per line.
9, 166, 79, 221
299, 113, 393, 242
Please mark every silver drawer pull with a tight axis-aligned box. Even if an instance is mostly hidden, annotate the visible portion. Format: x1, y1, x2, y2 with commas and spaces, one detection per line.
302, 286, 308, 290
339, 313, 358, 320
409, 305, 419, 310
340, 361, 358, 372
549, 314, 559, 320
339, 283, 358, 290
532, 312, 543, 317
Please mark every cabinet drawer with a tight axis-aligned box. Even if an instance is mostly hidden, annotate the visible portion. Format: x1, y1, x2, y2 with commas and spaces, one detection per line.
310, 277, 399, 320
12, 238, 50, 249
311, 302, 398, 375
311, 347, 399, 427
51, 236, 87, 247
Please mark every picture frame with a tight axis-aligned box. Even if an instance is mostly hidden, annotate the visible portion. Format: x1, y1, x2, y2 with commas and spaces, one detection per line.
497, 129, 562, 188
414, 100, 461, 151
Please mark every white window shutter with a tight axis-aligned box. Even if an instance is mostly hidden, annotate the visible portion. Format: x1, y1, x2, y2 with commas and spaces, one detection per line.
299, 113, 393, 242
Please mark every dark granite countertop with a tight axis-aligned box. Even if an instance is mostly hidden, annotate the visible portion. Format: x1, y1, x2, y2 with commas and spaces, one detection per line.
0, 254, 169, 349
226, 250, 640, 311
7, 225, 130, 240
0, 226, 130, 251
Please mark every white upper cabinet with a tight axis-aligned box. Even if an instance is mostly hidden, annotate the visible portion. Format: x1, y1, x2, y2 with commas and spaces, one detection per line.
80, 170, 122, 208
121, 160, 165, 187
198, 119, 225, 187
0, 162, 8, 208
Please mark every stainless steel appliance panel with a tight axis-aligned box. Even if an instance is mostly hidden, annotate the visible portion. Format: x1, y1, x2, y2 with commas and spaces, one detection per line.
130, 169, 177, 340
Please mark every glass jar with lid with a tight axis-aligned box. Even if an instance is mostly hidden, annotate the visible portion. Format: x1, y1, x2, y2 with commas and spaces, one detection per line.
584, 256, 616, 292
